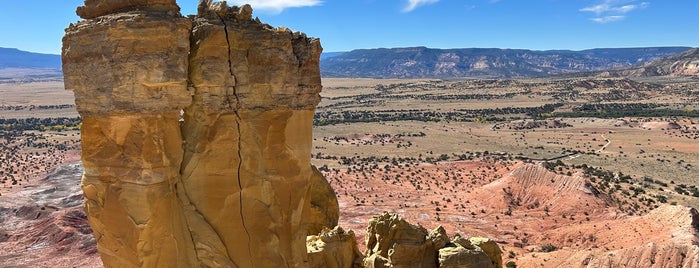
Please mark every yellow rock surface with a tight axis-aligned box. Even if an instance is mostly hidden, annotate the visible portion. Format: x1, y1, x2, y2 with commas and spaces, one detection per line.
468, 237, 502, 268
64, 1, 324, 267
63, 2, 502, 268
77, 0, 181, 19
307, 226, 363, 268
305, 165, 341, 235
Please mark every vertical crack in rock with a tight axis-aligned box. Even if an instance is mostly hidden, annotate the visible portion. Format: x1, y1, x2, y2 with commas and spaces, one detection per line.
220, 17, 253, 265
65, 1, 326, 266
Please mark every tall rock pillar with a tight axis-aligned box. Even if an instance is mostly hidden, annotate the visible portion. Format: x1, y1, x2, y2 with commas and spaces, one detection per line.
63, 0, 325, 267
180, 2, 323, 267
62, 1, 197, 267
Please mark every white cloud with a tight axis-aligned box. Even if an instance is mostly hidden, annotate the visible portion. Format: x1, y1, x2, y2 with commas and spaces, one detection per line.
228, 0, 322, 13
591, 15, 625, 23
403, 0, 439, 12
580, 0, 648, 23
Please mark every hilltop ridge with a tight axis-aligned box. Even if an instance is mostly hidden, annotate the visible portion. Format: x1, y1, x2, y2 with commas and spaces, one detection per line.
321, 46, 693, 78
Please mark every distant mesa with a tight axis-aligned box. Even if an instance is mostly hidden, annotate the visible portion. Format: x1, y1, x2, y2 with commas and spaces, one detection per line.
602, 48, 699, 77
0, 47, 61, 69
320, 46, 695, 78
0, 47, 62, 81
3, 45, 697, 80
320, 51, 346, 60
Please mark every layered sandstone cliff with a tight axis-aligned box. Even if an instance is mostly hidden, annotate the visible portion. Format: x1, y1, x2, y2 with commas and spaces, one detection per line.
62, 3, 196, 266
63, 0, 326, 267
63, 1, 502, 268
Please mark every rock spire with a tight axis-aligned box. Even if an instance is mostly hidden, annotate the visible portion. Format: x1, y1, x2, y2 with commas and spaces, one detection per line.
63, 0, 326, 267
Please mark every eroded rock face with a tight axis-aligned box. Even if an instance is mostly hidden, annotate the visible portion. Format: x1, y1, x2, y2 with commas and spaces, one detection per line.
306, 166, 341, 235
181, 2, 323, 266
438, 246, 493, 268
468, 237, 502, 268
77, 0, 181, 19
63, 1, 502, 268
363, 213, 503, 268
364, 213, 436, 267
307, 226, 364, 268
63, 0, 325, 267
62, 5, 196, 266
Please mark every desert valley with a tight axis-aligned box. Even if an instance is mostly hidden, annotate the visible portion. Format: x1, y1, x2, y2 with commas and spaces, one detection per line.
2, 72, 699, 267
1, 1, 699, 267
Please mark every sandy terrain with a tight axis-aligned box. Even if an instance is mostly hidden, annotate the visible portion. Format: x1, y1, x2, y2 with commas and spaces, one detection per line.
325, 159, 699, 267
0, 163, 101, 267
1, 77, 698, 267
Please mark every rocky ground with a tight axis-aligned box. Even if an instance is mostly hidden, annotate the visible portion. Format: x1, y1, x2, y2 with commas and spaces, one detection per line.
326, 159, 699, 267
2, 76, 699, 267
2, 156, 697, 267
0, 163, 101, 267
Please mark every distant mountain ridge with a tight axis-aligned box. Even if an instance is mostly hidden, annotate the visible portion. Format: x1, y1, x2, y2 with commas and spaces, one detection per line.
320, 46, 693, 78
0, 47, 61, 69
2, 46, 695, 80
0, 48, 62, 81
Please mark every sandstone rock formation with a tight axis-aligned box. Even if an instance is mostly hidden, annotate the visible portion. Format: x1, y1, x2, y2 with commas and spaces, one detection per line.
63, 1, 505, 268
467, 237, 502, 268
438, 245, 493, 268
306, 165, 341, 235
63, 0, 327, 267
77, 0, 181, 19
182, 2, 322, 267
63, 4, 196, 266
307, 226, 364, 268
363, 213, 502, 268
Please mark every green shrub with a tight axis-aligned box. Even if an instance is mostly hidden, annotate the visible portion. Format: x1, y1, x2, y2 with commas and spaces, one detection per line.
539, 243, 558, 252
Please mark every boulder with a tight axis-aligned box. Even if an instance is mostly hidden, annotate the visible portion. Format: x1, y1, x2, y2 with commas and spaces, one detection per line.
438, 245, 494, 268
364, 213, 437, 268
427, 226, 450, 250
469, 237, 503, 268
307, 226, 363, 268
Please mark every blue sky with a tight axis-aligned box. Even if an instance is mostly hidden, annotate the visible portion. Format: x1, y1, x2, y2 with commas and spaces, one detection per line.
1, 0, 697, 54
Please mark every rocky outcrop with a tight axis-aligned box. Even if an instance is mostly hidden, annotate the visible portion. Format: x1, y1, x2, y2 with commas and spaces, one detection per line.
467, 237, 502, 268
64, 2, 505, 268
182, 2, 322, 267
62, 3, 196, 266
306, 166, 341, 235
76, 0, 181, 19
63, 0, 326, 267
307, 226, 364, 268
363, 213, 502, 268
471, 163, 610, 215
438, 245, 493, 268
